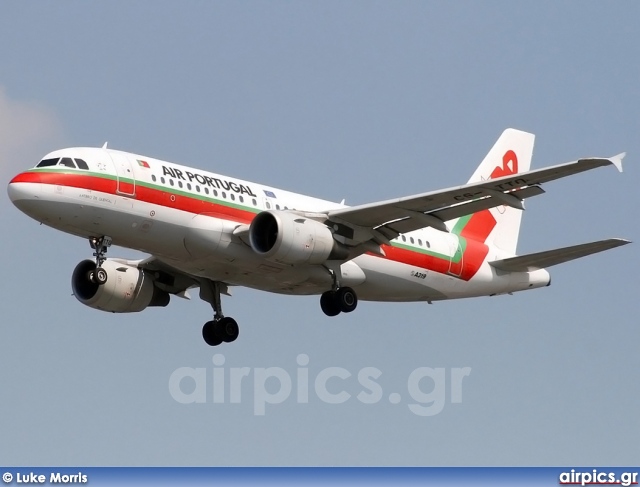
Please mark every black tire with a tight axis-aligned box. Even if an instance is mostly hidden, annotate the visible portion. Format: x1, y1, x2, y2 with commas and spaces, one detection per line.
202, 320, 223, 346
220, 317, 239, 343
337, 287, 358, 313
320, 291, 341, 317
94, 267, 108, 285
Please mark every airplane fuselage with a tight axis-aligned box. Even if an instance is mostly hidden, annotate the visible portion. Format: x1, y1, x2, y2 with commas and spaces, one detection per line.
8, 146, 550, 304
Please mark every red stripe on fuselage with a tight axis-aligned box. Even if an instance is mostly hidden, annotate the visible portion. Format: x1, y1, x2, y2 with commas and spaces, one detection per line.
12, 170, 490, 280
13, 170, 257, 224
378, 237, 488, 281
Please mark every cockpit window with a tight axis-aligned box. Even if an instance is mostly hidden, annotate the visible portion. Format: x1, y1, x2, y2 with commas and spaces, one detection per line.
74, 158, 89, 170
36, 158, 59, 168
58, 157, 77, 168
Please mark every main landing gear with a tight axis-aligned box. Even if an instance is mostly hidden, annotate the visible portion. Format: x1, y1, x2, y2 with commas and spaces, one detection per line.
88, 236, 112, 285
319, 267, 358, 317
320, 287, 358, 316
200, 280, 239, 346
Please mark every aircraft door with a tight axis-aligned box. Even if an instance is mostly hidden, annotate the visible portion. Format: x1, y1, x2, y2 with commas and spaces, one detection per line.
448, 235, 464, 277
107, 151, 136, 196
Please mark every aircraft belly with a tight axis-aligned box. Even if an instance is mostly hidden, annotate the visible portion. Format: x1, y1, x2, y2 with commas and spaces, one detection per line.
181, 236, 339, 290
352, 254, 450, 302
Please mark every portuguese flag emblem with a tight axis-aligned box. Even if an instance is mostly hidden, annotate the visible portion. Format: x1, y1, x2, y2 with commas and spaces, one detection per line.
137, 159, 150, 168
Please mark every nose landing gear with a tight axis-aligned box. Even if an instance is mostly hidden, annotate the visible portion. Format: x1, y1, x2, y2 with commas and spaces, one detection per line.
88, 236, 112, 285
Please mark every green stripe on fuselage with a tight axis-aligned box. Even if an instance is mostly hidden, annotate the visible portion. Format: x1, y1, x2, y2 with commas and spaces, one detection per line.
29, 168, 261, 215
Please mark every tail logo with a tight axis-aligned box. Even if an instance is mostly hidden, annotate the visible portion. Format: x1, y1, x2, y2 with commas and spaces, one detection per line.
490, 150, 518, 214
490, 150, 519, 179
457, 150, 518, 240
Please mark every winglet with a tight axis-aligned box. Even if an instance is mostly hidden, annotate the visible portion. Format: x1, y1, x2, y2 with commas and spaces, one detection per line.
102, 142, 108, 149
610, 152, 625, 173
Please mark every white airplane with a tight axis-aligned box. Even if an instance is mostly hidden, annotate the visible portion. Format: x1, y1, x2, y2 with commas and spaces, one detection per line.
7, 129, 630, 346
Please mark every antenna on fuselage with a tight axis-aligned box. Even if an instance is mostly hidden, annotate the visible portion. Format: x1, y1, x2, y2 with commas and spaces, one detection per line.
102, 142, 108, 149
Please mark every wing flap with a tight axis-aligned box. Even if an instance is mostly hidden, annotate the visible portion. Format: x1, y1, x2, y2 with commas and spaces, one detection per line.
488, 238, 631, 272
377, 185, 545, 237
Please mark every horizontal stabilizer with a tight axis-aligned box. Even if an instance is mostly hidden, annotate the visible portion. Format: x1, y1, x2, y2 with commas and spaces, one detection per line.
489, 238, 631, 272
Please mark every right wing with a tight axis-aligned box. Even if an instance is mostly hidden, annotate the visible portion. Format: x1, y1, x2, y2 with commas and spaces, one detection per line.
325, 153, 625, 246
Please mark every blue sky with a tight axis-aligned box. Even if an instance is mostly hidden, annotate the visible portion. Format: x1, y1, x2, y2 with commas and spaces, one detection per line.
0, 1, 638, 465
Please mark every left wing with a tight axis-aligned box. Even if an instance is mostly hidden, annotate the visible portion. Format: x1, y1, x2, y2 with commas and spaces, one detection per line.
111, 257, 200, 298
325, 153, 625, 246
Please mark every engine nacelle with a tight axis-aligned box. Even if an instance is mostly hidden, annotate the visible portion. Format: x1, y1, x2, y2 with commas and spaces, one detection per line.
249, 210, 348, 265
72, 259, 170, 313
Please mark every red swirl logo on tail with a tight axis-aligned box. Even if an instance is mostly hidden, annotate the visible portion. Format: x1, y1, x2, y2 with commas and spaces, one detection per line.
490, 150, 518, 179
459, 150, 518, 242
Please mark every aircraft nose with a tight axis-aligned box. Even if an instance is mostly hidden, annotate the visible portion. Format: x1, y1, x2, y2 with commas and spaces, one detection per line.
7, 172, 41, 206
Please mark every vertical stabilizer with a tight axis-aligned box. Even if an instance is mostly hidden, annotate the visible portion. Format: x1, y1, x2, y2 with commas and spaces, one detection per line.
454, 129, 535, 255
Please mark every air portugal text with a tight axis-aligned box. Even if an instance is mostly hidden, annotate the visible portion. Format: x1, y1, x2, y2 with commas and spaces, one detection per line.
162, 166, 257, 197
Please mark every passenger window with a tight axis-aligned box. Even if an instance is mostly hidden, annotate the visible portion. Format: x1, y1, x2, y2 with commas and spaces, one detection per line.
426, 241, 430, 248
178, 181, 183, 188
152, 175, 157, 182
213, 190, 218, 197
74, 158, 89, 170
276, 204, 280, 210
196, 186, 201, 193
252, 198, 257, 206
410, 237, 414, 244
230, 194, 235, 201
170, 179, 174, 186
418, 239, 423, 246
239, 195, 244, 203
401, 236, 406, 242
187, 183, 192, 190
205, 188, 209, 195
161, 177, 166, 184
58, 157, 76, 168
36, 158, 59, 168
266, 202, 271, 209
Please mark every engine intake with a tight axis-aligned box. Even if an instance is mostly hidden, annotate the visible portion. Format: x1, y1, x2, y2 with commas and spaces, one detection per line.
72, 259, 170, 313
249, 211, 348, 265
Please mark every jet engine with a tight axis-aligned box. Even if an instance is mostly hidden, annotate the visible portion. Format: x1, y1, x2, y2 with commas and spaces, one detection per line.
72, 259, 170, 313
249, 210, 348, 265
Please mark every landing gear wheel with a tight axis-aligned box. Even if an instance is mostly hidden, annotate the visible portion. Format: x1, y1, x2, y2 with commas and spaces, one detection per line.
320, 291, 341, 317
94, 267, 108, 285
202, 318, 239, 346
200, 280, 241, 345
220, 317, 239, 343
337, 287, 358, 313
202, 320, 223, 347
